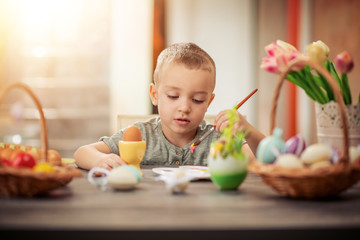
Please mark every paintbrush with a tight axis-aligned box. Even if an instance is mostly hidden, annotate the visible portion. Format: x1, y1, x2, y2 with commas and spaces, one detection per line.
190, 88, 258, 153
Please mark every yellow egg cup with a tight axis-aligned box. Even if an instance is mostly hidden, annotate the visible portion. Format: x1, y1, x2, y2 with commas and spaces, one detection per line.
118, 141, 146, 175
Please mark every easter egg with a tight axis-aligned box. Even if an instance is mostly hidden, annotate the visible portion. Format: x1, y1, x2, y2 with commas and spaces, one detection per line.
276, 154, 304, 168
310, 160, 332, 170
123, 125, 142, 141
330, 147, 340, 164
256, 127, 287, 164
47, 149, 62, 165
33, 163, 55, 173
11, 152, 36, 168
300, 143, 332, 165
286, 134, 306, 156
118, 165, 142, 181
107, 166, 139, 190
350, 146, 360, 164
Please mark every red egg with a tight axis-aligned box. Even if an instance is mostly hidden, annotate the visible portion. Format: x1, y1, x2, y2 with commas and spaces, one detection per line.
11, 152, 36, 168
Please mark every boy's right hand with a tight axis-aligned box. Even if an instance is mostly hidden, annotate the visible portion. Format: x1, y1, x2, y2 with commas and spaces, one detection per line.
94, 153, 127, 170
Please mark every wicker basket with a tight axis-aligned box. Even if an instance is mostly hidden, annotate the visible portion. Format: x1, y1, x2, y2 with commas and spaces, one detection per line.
248, 59, 360, 199
0, 82, 82, 197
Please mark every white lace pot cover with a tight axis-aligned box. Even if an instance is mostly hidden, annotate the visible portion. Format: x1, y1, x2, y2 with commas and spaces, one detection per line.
315, 101, 360, 150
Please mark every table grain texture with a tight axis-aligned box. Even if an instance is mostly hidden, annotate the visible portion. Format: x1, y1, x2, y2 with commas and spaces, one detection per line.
1, 166, 360, 239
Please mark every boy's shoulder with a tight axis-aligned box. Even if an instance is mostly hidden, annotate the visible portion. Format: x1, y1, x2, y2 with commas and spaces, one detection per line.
132, 116, 161, 133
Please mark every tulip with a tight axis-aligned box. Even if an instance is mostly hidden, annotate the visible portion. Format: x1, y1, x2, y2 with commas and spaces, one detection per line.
335, 51, 354, 104
306, 44, 327, 64
335, 51, 354, 74
313, 40, 330, 57
261, 40, 305, 74
276, 40, 298, 52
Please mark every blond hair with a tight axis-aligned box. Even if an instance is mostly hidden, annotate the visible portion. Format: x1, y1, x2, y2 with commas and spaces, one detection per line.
153, 42, 216, 84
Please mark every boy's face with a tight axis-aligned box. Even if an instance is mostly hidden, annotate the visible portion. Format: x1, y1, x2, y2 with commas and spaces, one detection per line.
150, 62, 215, 143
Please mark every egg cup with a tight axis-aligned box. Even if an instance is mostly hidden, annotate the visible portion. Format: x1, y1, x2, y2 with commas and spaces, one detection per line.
208, 155, 248, 190
118, 141, 146, 175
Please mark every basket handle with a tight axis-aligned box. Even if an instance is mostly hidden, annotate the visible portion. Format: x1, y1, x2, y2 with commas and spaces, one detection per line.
0, 82, 48, 162
270, 59, 349, 164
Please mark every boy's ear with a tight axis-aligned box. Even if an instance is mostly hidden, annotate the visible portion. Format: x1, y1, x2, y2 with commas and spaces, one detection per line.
207, 93, 215, 107
149, 83, 158, 106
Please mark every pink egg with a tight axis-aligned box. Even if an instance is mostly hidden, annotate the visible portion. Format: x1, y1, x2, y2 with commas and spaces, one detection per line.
286, 134, 306, 157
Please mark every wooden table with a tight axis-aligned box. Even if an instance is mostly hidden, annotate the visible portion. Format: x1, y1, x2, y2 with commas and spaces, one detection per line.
1, 166, 360, 239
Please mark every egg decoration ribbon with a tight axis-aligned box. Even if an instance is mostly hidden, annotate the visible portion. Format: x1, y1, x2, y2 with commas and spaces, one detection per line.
88, 167, 110, 190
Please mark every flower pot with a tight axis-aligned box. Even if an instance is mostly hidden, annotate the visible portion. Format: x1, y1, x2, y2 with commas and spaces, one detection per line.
315, 101, 360, 151
207, 155, 248, 190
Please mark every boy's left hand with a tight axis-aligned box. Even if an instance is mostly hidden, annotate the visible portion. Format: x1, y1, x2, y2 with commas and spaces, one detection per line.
214, 110, 248, 135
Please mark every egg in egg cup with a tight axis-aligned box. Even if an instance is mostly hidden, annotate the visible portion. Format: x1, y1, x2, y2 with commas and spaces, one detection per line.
118, 140, 146, 175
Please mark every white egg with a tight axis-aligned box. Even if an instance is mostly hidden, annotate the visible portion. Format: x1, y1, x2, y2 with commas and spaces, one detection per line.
300, 143, 332, 165
310, 160, 332, 170
276, 154, 303, 168
107, 167, 138, 190
350, 146, 360, 164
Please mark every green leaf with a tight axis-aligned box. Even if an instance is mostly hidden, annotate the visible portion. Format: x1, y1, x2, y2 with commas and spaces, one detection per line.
287, 71, 318, 101
304, 67, 328, 104
314, 72, 335, 101
341, 73, 352, 105
329, 62, 350, 104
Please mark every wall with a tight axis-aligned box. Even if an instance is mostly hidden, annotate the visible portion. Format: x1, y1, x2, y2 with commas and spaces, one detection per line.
109, 0, 154, 133
165, 0, 258, 125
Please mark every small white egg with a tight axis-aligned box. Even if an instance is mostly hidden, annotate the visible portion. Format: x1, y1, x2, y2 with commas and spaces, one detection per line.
310, 160, 332, 170
107, 167, 138, 190
300, 143, 331, 165
276, 154, 303, 168
350, 146, 360, 164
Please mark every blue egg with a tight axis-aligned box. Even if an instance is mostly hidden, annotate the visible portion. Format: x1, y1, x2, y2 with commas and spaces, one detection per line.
256, 127, 287, 164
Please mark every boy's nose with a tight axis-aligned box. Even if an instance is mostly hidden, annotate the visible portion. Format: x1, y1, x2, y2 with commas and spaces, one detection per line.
178, 99, 191, 113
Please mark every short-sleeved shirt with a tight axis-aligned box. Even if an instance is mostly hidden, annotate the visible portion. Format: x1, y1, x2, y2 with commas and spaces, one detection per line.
100, 117, 220, 166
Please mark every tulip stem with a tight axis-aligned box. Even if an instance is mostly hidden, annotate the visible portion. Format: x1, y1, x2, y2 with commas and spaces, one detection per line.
341, 73, 352, 105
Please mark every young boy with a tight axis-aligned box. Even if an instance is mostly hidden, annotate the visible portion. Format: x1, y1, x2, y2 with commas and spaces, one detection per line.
74, 42, 265, 170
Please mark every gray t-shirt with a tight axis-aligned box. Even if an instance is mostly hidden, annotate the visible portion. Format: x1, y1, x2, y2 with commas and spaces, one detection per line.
100, 117, 220, 166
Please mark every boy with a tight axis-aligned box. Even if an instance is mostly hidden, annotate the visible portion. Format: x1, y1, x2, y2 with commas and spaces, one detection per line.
74, 42, 264, 170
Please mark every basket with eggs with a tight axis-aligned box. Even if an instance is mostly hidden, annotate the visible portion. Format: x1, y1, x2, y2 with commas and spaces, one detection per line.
0, 82, 82, 197
248, 59, 360, 199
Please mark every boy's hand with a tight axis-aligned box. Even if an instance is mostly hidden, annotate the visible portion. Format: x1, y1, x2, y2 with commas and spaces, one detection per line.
214, 110, 249, 134
94, 153, 127, 171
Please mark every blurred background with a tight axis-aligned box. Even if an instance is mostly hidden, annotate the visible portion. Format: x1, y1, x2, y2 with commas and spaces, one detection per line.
0, 0, 359, 158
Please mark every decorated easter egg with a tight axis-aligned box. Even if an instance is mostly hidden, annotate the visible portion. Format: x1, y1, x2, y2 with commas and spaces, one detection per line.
330, 147, 340, 164
256, 127, 287, 164
350, 146, 360, 164
286, 134, 306, 156
107, 166, 139, 190
171, 170, 190, 193
123, 125, 142, 141
119, 165, 142, 181
276, 154, 304, 168
300, 143, 332, 165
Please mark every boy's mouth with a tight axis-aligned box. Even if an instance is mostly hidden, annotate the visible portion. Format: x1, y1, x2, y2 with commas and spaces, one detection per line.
175, 118, 190, 125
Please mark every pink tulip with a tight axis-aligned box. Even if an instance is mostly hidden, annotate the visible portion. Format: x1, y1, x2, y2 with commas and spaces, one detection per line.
261, 40, 305, 74
335, 51, 354, 74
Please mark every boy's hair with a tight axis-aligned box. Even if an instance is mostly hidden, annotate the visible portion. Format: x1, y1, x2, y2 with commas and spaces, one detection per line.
153, 42, 216, 84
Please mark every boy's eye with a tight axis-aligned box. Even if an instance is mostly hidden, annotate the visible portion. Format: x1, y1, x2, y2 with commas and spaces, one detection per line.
167, 95, 178, 99
193, 99, 205, 104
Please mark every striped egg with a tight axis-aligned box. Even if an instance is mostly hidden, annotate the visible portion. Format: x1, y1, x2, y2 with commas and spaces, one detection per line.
286, 134, 306, 157
256, 128, 287, 164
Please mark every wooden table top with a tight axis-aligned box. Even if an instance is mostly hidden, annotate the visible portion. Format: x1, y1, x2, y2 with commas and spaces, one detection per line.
1, 166, 360, 238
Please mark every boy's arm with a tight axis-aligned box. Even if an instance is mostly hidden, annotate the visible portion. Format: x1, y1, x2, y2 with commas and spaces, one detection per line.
73, 141, 126, 170
239, 122, 265, 158
214, 110, 266, 157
